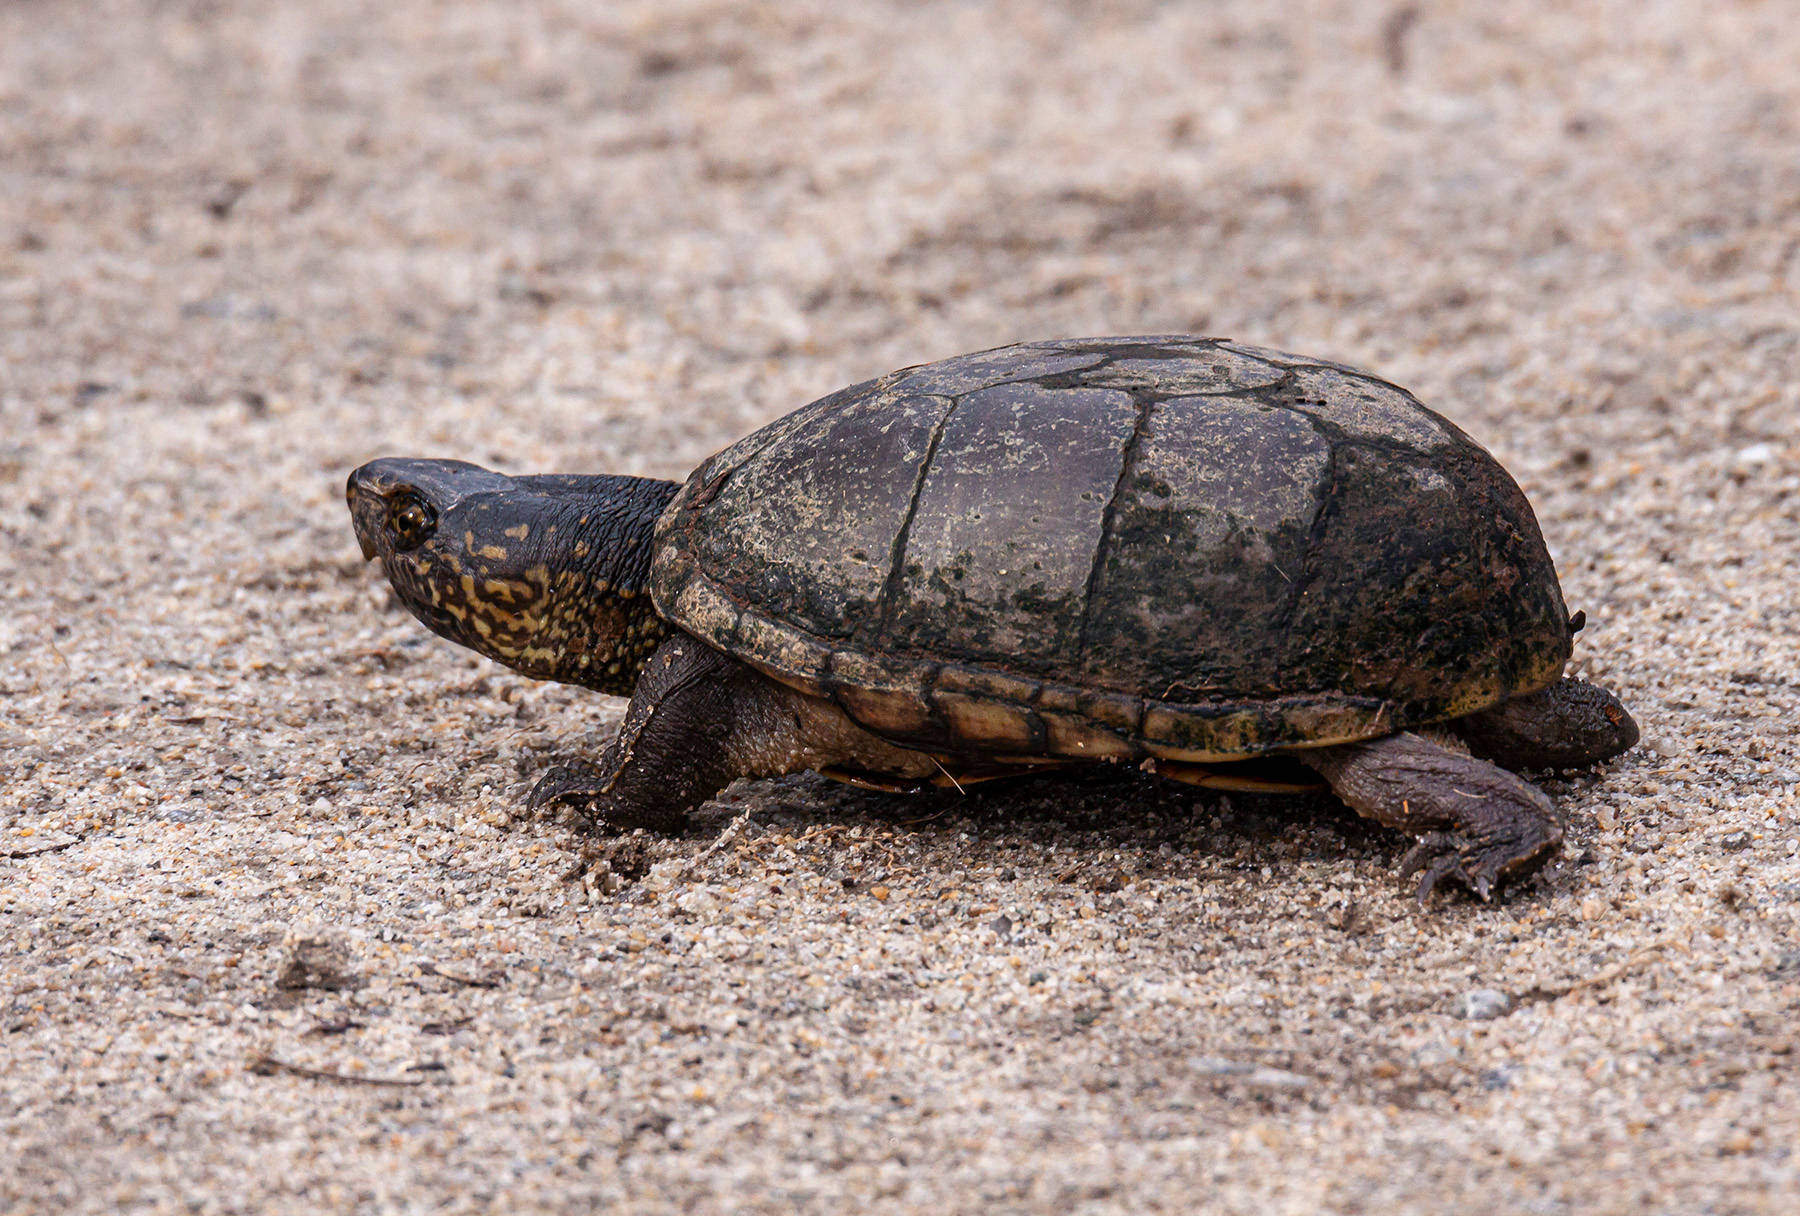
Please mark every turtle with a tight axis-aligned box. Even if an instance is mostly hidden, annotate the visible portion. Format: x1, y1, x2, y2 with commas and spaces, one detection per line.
347, 336, 1638, 900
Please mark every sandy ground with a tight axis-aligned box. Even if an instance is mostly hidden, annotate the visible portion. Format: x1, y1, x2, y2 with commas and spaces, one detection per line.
3, 1, 1797, 1212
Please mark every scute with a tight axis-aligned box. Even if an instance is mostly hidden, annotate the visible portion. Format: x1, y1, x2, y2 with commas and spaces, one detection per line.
880, 380, 1138, 674
675, 388, 951, 641
1075, 395, 1330, 694
1276, 365, 1457, 449
651, 337, 1572, 760
889, 345, 1108, 395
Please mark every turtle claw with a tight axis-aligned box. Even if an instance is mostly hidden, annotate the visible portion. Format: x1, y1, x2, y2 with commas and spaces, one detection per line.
1398, 832, 1481, 903
527, 758, 690, 834
1397, 821, 1562, 904
527, 759, 611, 814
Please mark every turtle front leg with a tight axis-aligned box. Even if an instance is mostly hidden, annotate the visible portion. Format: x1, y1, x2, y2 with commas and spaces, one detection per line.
528, 636, 939, 832
1302, 732, 1563, 902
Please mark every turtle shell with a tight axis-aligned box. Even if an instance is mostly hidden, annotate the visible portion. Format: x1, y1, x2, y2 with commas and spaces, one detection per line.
650, 337, 1571, 762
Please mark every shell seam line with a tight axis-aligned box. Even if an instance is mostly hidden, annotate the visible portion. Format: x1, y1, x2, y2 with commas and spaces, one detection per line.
875, 394, 956, 645
1275, 395, 1342, 671
1074, 386, 1160, 672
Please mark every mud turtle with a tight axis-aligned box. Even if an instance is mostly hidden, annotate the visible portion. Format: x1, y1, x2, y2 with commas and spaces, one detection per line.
348, 337, 1637, 899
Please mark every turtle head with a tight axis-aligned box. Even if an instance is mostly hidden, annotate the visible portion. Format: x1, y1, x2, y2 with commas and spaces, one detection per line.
346, 458, 680, 694
1457, 675, 1640, 771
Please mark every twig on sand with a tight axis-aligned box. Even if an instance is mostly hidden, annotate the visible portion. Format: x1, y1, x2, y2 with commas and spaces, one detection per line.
417, 961, 501, 989
5, 835, 83, 859
248, 1053, 429, 1087
679, 803, 758, 878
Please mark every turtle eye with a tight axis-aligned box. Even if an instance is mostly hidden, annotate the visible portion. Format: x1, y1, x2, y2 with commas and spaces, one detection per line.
388, 494, 437, 551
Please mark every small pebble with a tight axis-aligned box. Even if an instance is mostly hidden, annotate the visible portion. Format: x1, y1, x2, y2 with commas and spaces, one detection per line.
1191, 1058, 1314, 1094
1453, 989, 1514, 1021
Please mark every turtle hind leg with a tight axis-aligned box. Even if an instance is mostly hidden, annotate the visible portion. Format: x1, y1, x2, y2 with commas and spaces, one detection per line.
529, 636, 939, 833
1301, 732, 1563, 902
1457, 677, 1639, 771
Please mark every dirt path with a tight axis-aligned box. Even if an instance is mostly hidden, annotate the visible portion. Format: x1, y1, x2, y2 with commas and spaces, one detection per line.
3, 3, 1795, 1212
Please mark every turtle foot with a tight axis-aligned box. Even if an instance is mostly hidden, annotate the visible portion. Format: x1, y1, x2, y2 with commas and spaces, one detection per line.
1397, 818, 1564, 904
527, 759, 612, 814
527, 758, 692, 834
1304, 732, 1566, 907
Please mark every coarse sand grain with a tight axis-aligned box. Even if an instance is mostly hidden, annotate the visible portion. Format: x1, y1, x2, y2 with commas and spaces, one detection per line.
2, 2, 1796, 1213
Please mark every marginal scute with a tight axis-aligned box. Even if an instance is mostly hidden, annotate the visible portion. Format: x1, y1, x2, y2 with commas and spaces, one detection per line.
1070, 689, 1145, 736
832, 683, 936, 736
729, 610, 831, 698
651, 337, 1573, 760
931, 664, 1044, 707
820, 649, 935, 730
823, 645, 922, 693
659, 573, 742, 662
930, 691, 1041, 751
1040, 710, 1137, 760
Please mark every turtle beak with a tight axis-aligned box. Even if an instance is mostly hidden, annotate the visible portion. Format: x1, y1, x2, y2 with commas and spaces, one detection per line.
346, 466, 386, 560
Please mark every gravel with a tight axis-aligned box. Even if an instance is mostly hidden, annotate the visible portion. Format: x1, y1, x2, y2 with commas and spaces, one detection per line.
3, 2, 1796, 1213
